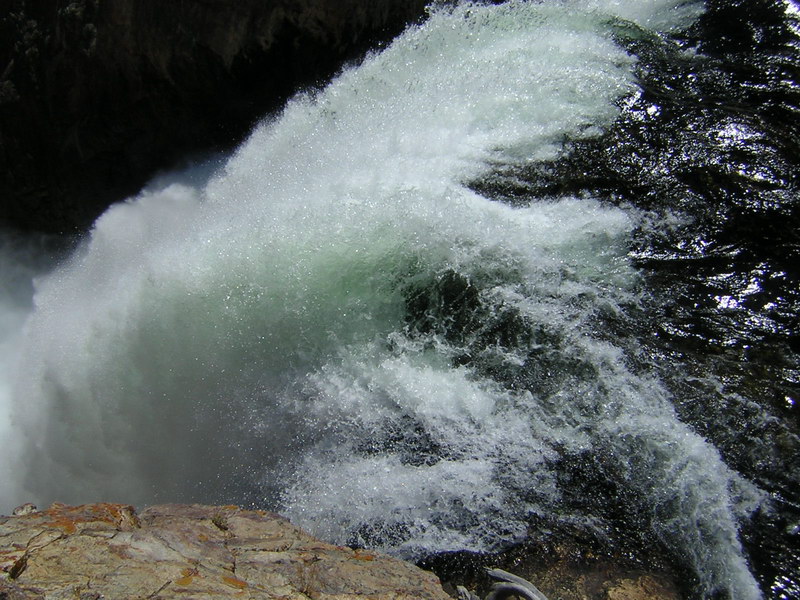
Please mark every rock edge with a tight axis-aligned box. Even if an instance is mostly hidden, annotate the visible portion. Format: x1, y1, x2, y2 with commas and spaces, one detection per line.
0, 502, 451, 599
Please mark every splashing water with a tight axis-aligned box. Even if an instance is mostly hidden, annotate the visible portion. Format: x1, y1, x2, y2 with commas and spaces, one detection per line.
2, 1, 765, 598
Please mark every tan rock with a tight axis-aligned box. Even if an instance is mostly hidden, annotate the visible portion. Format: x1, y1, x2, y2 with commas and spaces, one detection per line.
605, 575, 678, 600
0, 502, 451, 600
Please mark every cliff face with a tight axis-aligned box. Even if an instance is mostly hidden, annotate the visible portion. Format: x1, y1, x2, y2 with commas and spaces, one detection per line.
0, 502, 452, 599
0, 0, 429, 233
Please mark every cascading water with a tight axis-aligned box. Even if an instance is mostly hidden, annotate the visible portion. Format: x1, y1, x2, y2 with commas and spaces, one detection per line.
2, 1, 797, 599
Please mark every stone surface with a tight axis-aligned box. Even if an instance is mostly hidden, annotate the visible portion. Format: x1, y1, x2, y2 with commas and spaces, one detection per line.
426, 540, 683, 600
0, 502, 451, 599
0, 0, 429, 234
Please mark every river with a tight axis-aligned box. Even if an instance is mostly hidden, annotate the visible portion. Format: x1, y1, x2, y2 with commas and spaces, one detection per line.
1, 1, 797, 598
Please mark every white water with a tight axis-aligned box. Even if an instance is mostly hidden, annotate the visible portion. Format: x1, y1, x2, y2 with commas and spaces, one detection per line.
1, 1, 764, 598
0, 232, 59, 513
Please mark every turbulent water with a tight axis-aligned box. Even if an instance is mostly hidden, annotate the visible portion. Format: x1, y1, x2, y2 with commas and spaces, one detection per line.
1, 1, 799, 599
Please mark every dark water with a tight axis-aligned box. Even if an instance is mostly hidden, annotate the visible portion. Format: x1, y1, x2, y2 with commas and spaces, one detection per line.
474, 0, 800, 596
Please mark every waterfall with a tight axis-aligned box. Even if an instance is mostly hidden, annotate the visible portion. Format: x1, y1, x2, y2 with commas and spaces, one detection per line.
0, 2, 771, 598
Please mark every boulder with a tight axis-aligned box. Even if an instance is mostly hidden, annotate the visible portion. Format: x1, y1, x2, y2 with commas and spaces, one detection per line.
0, 502, 451, 599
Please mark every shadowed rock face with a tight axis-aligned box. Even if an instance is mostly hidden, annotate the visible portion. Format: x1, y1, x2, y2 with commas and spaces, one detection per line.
0, 0, 429, 234
0, 502, 452, 599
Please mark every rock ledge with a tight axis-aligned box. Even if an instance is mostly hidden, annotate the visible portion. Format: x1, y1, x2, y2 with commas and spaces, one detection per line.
0, 502, 451, 599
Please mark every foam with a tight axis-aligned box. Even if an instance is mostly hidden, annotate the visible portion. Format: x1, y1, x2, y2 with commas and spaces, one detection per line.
3, 1, 763, 598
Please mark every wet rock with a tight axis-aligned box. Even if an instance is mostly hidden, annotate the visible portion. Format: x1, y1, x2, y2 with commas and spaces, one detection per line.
0, 502, 450, 599
424, 539, 682, 600
604, 575, 678, 600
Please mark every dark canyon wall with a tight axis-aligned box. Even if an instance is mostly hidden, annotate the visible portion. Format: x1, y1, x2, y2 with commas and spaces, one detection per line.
0, 0, 429, 233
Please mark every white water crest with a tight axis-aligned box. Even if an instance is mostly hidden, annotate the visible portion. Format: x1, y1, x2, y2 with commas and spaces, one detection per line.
3, 1, 763, 598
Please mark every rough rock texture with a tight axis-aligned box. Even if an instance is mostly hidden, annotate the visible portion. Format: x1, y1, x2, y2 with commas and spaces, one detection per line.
0, 0, 429, 233
427, 541, 682, 600
0, 502, 451, 599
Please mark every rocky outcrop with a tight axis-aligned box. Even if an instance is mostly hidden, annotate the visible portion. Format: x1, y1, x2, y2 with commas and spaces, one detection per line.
0, 502, 451, 599
0, 502, 687, 600
0, 0, 429, 233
